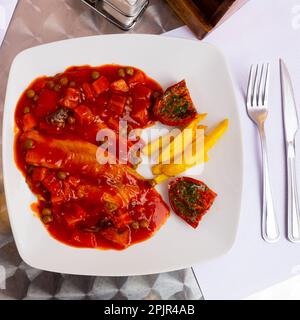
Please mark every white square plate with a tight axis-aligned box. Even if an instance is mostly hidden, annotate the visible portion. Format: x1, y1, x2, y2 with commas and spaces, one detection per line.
3, 35, 243, 276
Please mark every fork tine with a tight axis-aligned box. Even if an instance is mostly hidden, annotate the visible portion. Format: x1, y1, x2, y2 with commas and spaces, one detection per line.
263, 63, 270, 105
252, 64, 260, 107
246, 65, 255, 107
258, 64, 265, 106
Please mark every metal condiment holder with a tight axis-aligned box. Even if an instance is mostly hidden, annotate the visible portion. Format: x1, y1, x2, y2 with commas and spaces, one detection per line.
81, 0, 149, 31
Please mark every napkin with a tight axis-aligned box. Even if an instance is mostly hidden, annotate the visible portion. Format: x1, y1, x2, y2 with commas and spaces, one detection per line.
165, 0, 300, 300
0, 0, 18, 47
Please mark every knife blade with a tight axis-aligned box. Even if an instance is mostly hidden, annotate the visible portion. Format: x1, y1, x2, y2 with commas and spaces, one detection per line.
280, 59, 300, 243
280, 59, 299, 142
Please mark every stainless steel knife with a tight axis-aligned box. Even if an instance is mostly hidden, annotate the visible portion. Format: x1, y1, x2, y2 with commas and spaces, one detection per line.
280, 59, 300, 243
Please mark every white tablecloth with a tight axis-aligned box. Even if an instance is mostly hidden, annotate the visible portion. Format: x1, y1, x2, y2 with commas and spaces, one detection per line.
166, 0, 300, 300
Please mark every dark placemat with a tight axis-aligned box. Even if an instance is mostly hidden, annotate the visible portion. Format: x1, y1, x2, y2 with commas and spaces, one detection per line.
0, 0, 202, 300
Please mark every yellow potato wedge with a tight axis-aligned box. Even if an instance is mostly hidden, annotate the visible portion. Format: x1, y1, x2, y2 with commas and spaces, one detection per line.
152, 164, 162, 175
205, 119, 229, 151
143, 113, 207, 157
143, 130, 178, 157
153, 174, 169, 185
158, 119, 229, 178
160, 165, 185, 177
151, 120, 207, 175
197, 124, 207, 130
204, 152, 209, 162
158, 113, 207, 164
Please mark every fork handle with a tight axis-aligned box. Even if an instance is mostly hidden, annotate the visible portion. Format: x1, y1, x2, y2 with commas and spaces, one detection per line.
287, 142, 300, 242
259, 125, 280, 242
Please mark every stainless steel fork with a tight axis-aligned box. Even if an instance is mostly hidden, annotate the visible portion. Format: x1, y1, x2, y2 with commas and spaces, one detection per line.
246, 64, 280, 242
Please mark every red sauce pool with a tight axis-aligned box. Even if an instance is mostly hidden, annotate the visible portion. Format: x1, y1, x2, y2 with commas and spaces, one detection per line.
14, 64, 170, 250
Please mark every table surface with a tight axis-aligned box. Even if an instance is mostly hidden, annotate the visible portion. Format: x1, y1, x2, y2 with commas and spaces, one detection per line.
0, 0, 203, 300
166, 0, 300, 300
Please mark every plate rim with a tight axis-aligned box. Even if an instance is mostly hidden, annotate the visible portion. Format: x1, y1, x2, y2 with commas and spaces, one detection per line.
2, 34, 244, 276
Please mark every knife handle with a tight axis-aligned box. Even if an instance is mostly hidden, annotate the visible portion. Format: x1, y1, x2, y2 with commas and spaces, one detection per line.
287, 142, 300, 242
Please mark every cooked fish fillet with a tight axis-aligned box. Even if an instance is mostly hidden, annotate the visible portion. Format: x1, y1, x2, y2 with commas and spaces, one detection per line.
23, 131, 142, 204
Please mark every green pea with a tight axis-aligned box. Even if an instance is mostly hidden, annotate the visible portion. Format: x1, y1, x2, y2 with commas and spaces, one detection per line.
126, 67, 134, 76
118, 69, 126, 78
131, 221, 140, 230
42, 208, 52, 216
91, 71, 100, 80
139, 219, 149, 229
54, 84, 61, 92
47, 81, 55, 89
77, 189, 85, 199
60, 77, 69, 86
24, 139, 34, 149
26, 89, 36, 99
42, 215, 53, 224
57, 171, 67, 180
23, 107, 30, 114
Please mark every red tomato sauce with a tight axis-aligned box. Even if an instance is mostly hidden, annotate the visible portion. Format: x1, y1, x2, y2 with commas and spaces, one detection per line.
14, 64, 170, 250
